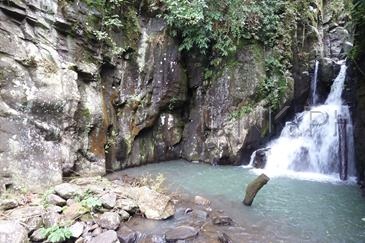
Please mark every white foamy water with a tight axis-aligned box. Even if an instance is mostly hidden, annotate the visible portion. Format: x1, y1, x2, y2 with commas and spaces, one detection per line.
251, 63, 355, 182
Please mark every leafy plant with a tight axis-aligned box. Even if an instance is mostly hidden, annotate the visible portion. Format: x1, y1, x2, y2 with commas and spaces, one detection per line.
40, 226, 72, 243
81, 196, 102, 211
230, 105, 254, 120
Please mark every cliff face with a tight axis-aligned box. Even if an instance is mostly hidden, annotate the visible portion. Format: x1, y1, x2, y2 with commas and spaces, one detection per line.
0, 0, 354, 190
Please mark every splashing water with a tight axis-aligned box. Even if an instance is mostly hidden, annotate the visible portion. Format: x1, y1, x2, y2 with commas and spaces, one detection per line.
252, 63, 355, 181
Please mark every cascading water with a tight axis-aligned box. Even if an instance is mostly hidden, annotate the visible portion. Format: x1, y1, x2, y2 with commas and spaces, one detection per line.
251, 62, 355, 181
310, 60, 319, 105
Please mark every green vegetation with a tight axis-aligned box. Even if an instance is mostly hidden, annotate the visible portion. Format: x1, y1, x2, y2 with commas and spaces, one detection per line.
230, 104, 253, 120
160, 0, 292, 57
40, 226, 72, 243
80, 196, 102, 211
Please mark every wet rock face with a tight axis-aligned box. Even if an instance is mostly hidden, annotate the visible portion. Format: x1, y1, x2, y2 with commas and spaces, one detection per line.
0, 0, 105, 189
1, 0, 350, 190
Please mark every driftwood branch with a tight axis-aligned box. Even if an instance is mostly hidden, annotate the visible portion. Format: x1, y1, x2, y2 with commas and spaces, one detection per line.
243, 174, 270, 206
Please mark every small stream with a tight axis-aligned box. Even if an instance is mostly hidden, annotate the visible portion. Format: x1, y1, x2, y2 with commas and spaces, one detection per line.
114, 160, 365, 243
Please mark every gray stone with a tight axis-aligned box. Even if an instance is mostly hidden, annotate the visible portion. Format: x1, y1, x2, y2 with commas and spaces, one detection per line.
194, 196, 211, 206
119, 210, 130, 221
70, 222, 85, 238
0, 220, 29, 243
212, 216, 233, 226
90, 230, 120, 243
165, 226, 199, 241
115, 198, 139, 213
0, 198, 18, 210
54, 183, 80, 199
8, 206, 44, 232
101, 193, 117, 209
125, 186, 175, 220
97, 212, 121, 230
138, 234, 165, 243
30, 228, 46, 242
43, 211, 61, 227
47, 194, 66, 206
117, 225, 138, 243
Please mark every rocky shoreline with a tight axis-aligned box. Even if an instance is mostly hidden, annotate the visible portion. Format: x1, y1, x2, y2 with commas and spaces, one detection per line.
0, 175, 236, 243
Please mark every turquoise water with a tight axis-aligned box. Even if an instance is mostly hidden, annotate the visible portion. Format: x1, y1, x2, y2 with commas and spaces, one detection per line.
117, 160, 365, 242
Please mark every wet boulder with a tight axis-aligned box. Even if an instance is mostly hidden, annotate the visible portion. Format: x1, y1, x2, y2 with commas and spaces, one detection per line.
252, 148, 269, 169
165, 226, 199, 242
117, 225, 139, 243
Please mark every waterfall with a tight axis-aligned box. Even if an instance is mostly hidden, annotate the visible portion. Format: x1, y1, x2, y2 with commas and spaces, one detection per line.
251, 63, 355, 181
310, 60, 319, 105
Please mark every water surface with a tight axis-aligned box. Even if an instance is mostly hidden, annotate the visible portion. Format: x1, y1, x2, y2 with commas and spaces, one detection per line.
117, 160, 365, 243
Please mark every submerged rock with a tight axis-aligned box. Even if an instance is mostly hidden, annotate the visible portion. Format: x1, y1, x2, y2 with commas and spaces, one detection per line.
117, 225, 139, 243
0, 220, 29, 243
165, 226, 199, 242
217, 232, 233, 243
194, 196, 211, 206
212, 216, 233, 226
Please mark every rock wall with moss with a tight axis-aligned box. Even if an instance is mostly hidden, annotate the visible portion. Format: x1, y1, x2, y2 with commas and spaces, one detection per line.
0, 0, 354, 190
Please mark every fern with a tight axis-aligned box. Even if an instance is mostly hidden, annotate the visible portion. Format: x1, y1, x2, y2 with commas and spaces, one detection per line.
40, 226, 72, 243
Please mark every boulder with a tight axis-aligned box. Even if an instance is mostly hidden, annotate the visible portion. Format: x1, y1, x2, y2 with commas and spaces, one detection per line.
47, 194, 66, 206
30, 228, 46, 242
194, 196, 211, 206
101, 193, 117, 209
70, 222, 85, 238
115, 198, 139, 213
0, 198, 18, 210
54, 183, 81, 199
62, 203, 87, 222
165, 226, 199, 242
97, 212, 121, 230
243, 174, 270, 206
0, 220, 29, 243
119, 210, 130, 221
90, 230, 120, 243
126, 186, 175, 220
117, 225, 139, 243
8, 206, 44, 232
43, 211, 61, 227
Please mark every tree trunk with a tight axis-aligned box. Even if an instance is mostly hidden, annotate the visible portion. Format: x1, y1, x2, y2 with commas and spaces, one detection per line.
243, 174, 270, 206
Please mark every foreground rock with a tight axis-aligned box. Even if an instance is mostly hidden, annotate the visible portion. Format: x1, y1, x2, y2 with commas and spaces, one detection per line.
165, 226, 199, 242
54, 183, 80, 199
243, 174, 270, 206
97, 212, 121, 230
0, 199, 18, 210
90, 230, 120, 243
117, 225, 139, 243
0, 220, 29, 243
126, 186, 175, 220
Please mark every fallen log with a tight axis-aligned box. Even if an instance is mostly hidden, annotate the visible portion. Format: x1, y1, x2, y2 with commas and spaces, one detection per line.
243, 174, 270, 206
